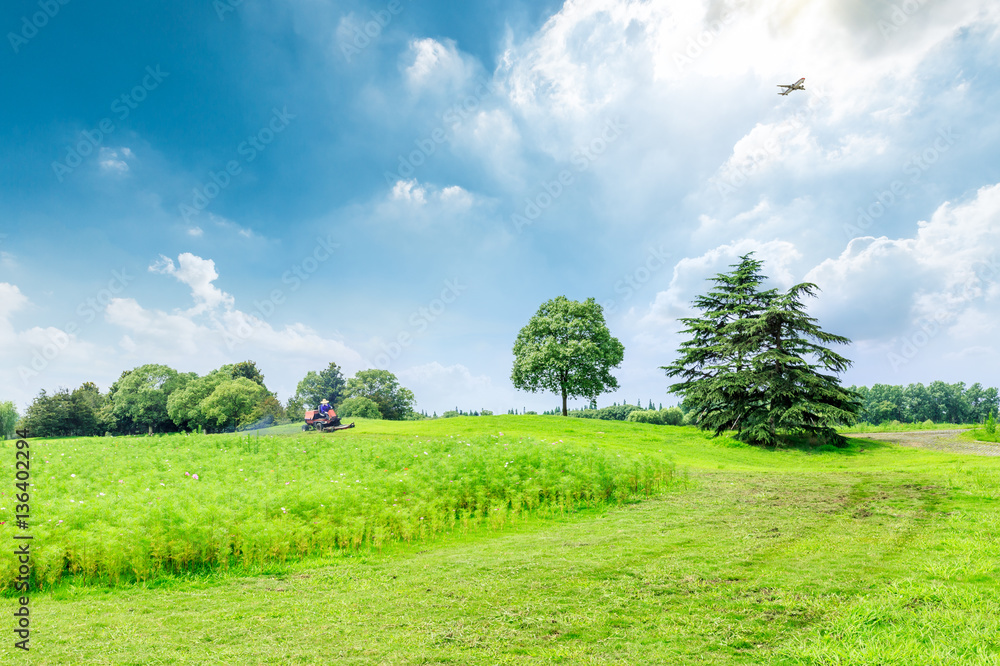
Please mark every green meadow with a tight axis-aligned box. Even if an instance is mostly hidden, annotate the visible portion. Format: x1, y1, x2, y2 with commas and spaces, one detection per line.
3, 416, 999, 665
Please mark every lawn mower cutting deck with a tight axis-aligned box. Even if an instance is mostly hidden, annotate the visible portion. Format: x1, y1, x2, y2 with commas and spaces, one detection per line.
302, 409, 356, 432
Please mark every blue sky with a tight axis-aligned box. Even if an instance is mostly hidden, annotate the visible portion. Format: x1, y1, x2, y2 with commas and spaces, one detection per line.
2, 0, 999, 415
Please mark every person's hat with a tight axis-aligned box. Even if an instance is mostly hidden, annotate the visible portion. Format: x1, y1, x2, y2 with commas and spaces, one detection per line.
320, 399, 329, 404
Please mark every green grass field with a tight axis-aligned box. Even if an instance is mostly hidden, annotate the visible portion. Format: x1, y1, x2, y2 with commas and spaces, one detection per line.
3, 416, 999, 664
960, 427, 1000, 444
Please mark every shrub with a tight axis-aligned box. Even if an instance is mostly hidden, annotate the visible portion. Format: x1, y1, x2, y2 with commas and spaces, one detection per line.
598, 404, 641, 421
922, 419, 935, 428
626, 410, 665, 425
987, 410, 997, 436
338, 396, 382, 419
441, 411, 460, 419
661, 407, 684, 426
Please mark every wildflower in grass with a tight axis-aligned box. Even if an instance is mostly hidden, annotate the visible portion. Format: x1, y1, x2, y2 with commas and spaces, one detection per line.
192, 474, 199, 480
70, 474, 76, 477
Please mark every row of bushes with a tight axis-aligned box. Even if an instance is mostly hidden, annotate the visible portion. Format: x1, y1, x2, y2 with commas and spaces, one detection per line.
626, 407, 685, 426
567, 404, 689, 426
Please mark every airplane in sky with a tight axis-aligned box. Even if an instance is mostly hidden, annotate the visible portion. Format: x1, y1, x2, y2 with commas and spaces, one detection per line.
777, 77, 806, 95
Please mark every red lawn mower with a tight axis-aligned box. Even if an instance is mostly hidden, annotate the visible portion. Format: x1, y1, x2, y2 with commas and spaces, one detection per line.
302, 408, 355, 432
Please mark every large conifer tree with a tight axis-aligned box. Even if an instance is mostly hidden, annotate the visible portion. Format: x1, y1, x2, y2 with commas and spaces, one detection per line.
661, 254, 777, 437
738, 284, 862, 445
663, 253, 861, 446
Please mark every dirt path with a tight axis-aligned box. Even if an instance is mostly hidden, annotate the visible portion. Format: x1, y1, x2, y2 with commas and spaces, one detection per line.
844, 429, 1000, 456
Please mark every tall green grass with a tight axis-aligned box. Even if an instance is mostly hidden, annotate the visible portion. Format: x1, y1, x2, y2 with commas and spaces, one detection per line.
0, 429, 674, 590
960, 427, 1000, 443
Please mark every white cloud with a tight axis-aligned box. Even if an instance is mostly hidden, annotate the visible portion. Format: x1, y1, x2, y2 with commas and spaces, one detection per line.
0, 283, 110, 407
807, 181, 1000, 339
404, 38, 478, 93
0, 282, 28, 322
98, 147, 130, 174
391, 179, 427, 204
211, 214, 263, 240
149, 253, 235, 315
107, 253, 368, 401
638, 238, 802, 332
450, 109, 525, 186
379, 179, 492, 226
712, 120, 889, 193
492, 0, 994, 181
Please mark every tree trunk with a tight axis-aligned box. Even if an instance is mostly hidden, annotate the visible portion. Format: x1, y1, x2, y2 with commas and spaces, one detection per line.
562, 388, 568, 416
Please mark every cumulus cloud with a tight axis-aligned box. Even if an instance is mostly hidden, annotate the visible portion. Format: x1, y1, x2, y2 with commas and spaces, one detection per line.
149, 253, 235, 315
378, 179, 492, 226
638, 238, 802, 330
807, 181, 1000, 340
120, 254, 367, 391
0, 254, 368, 404
390, 179, 427, 205
403, 38, 478, 94
0, 282, 110, 406
0, 282, 29, 322
489, 0, 994, 208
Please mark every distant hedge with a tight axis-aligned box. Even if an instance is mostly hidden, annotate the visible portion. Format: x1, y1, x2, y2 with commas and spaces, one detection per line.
626, 407, 684, 426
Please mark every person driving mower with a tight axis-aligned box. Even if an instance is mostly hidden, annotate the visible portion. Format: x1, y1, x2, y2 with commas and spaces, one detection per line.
303, 400, 355, 432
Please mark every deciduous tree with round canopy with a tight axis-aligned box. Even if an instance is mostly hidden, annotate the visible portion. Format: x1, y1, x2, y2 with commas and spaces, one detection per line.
288, 362, 347, 414
511, 296, 624, 416
344, 369, 415, 420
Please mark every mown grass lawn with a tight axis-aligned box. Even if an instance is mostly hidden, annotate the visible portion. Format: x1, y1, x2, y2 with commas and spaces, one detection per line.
3, 415, 999, 665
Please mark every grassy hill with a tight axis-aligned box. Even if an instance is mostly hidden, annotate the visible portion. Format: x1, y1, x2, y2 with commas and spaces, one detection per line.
3, 416, 998, 664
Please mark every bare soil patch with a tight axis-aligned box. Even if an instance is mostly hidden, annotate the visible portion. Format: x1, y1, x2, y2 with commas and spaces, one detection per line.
844, 429, 1000, 456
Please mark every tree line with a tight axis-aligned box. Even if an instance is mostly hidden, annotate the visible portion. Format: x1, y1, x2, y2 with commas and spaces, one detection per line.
847, 382, 998, 425
8, 361, 418, 438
